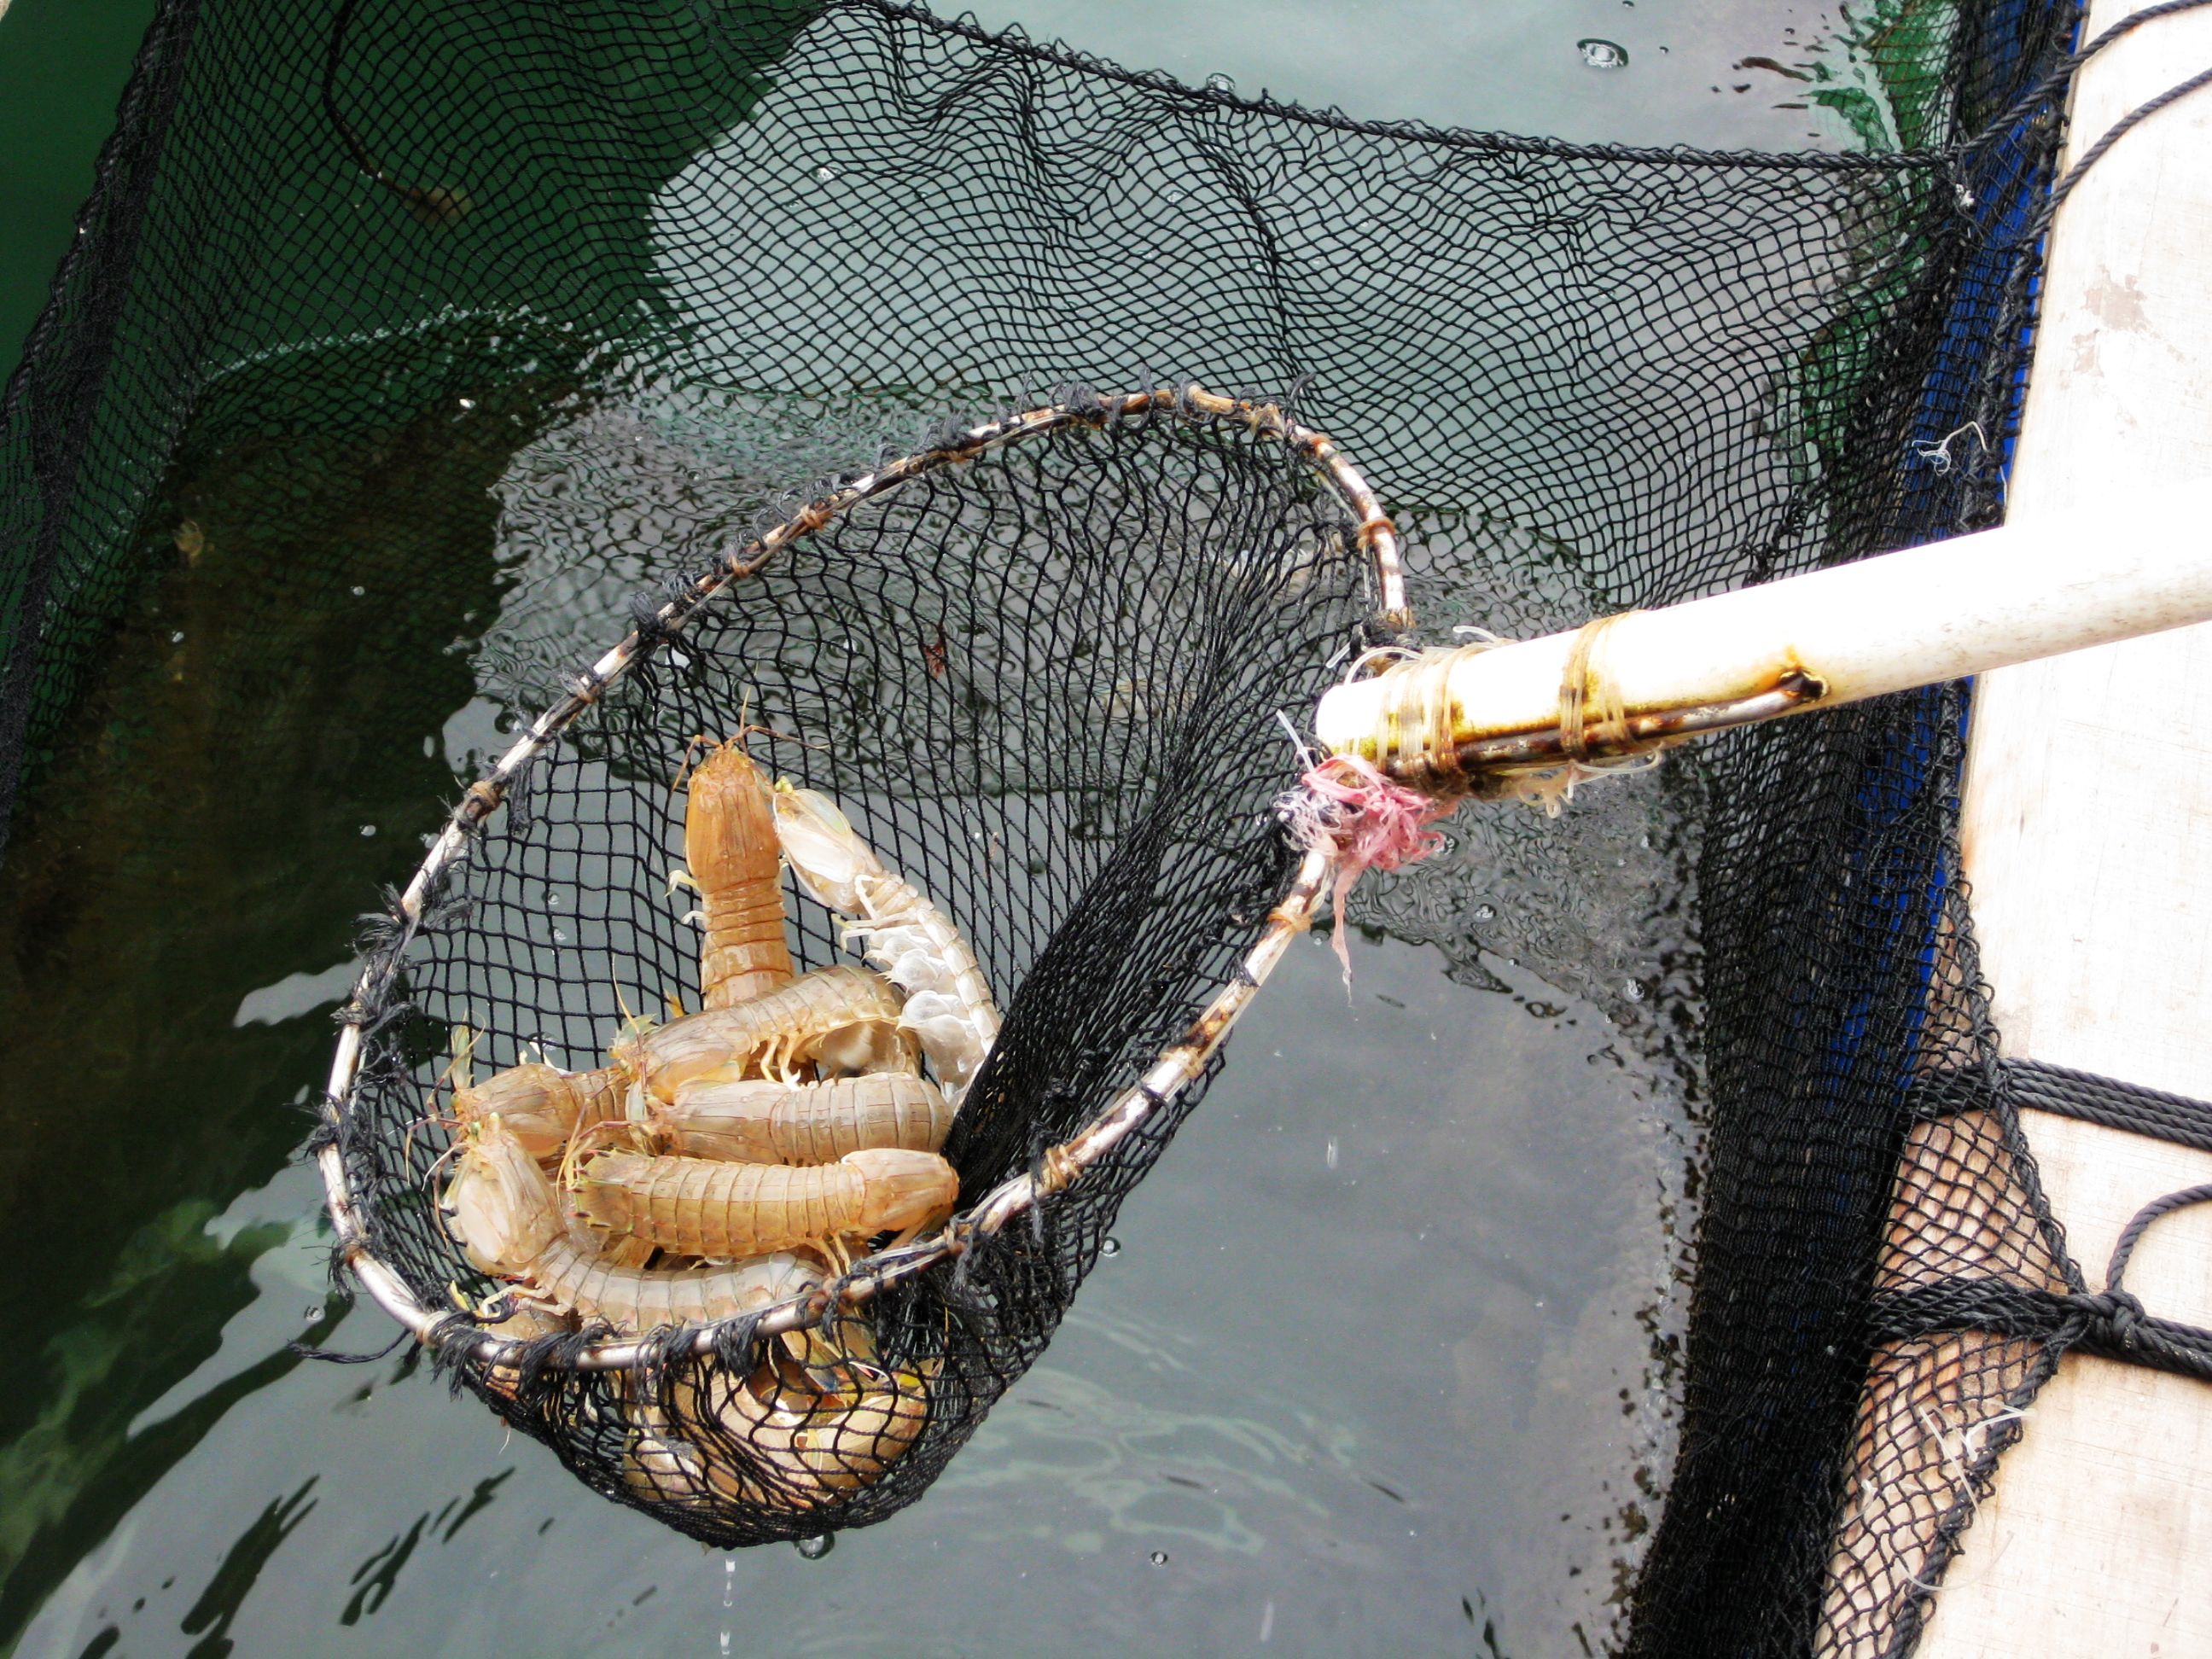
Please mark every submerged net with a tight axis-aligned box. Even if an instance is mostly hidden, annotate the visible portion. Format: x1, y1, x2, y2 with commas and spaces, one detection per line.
0, 0, 2112, 1649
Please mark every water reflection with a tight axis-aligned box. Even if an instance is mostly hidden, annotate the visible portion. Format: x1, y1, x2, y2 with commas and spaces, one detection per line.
959, 0, 1892, 150
8, 911, 1691, 1656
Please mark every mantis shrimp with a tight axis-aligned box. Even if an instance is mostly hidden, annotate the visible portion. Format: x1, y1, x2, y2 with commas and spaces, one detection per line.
573, 1147, 958, 1261
680, 736, 796, 1010
611, 963, 914, 1103
444, 963, 913, 1172
643, 1072, 955, 1164
453, 1059, 627, 1165
624, 1345, 937, 1511
448, 1121, 935, 1501
443, 1116, 823, 1330
771, 786, 1000, 1098
423, 770, 1005, 1511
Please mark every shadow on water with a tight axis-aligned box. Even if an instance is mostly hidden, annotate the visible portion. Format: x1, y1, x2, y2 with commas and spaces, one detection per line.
179, 1477, 319, 1656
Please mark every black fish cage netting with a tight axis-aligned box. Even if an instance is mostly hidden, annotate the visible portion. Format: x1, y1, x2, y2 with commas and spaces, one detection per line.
0, 0, 2139, 1650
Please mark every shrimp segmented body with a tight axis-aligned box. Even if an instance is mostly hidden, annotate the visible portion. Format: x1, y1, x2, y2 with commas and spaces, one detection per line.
649, 1073, 955, 1165
611, 965, 914, 1103
444, 1118, 823, 1330
453, 1061, 626, 1164
771, 787, 1000, 1097
575, 1147, 958, 1260
685, 738, 795, 1010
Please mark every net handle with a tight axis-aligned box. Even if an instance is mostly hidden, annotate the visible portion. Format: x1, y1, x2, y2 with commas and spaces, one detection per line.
1317, 474, 2212, 789
317, 384, 1394, 1372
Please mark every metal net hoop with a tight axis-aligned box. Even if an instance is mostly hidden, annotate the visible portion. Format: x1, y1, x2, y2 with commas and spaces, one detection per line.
316, 387, 1398, 1530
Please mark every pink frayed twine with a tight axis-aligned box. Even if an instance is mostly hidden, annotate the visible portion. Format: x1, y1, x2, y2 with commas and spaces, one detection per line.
1276, 752, 1453, 988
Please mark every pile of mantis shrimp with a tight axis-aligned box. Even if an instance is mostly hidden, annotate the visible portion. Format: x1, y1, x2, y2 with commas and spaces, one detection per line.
436, 736, 998, 1511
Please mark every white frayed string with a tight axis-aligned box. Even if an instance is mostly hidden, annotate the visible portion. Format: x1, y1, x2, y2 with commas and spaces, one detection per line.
1914, 422, 1988, 475
1496, 750, 1663, 818
1342, 643, 1421, 684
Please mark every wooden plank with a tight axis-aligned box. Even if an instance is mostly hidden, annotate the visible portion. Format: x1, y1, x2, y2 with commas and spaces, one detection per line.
1908, 0, 2212, 1650
1915, 1115, 2212, 1659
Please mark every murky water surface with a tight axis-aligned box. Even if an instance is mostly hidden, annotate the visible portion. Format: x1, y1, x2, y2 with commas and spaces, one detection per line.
0, 3, 1905, 1654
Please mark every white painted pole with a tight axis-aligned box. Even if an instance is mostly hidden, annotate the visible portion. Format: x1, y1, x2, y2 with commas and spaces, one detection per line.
1316, 474, 2212, 778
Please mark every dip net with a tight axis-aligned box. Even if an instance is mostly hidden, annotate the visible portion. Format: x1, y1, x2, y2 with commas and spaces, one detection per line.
0, 0, 2105, 1651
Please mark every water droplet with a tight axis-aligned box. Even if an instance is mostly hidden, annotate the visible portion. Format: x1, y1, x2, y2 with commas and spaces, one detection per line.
1204, 73, 1236, 95
351, 585, 366, 597
1100, 1237, 1121, 1257
1578, 38, 1629, 69
1325, 1137, 1339, 1170
359, 824, 376, 837
170, 632, 184, 644
795, 1535, 834, 1560
458, 397, 476, 410
1150, 1550, 1169, 1566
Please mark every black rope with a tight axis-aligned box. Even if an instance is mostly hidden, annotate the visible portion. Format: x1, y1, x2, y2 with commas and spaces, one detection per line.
1967, 0, 2212, 156
1870, 1278, 2212, 1382
291, 1324, 413, 1365
2009, 1060, 2212, 1155
2027, 61, 2212, 240
2106, 1182, 2212, 1289
1889, 1064, 2212, 1380
859, 0, 1944, 172
1908, 1057, 2212, 1155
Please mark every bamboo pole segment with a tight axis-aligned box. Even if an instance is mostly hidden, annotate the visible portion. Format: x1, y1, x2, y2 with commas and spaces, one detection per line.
1314, 474, 2212, 788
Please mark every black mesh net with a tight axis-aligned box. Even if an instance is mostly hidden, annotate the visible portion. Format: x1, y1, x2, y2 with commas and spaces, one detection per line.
0, 0, 2110, 1650
339, 394, 1378, 1541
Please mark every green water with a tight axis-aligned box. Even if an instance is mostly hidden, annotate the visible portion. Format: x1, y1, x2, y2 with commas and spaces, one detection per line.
0, 3, 1910, 1654
0, 0, 159, 376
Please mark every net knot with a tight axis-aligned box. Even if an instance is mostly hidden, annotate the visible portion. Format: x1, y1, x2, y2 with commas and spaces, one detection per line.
2075, 1287, 2148, 1348
1278, 751, 1453, 985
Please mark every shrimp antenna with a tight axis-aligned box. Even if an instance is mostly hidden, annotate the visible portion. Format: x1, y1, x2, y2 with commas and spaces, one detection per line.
756, 725, 831, 752
669, 731, 710, 796
611, 976, 655, 1041
557, 1115, 642, 1190
434, 1023, 479, 1097
420, 1131, 469, 1190
400, 1105, 462, 1170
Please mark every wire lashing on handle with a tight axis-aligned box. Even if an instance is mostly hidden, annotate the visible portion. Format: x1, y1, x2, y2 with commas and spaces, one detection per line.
1558, 611, 1639, 762
1404, 639, 1466, 791
1356, 609, 1644, 786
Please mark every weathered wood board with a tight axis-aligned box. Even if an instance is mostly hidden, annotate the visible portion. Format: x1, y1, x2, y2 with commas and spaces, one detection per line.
1907, 0, 2212, 1652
